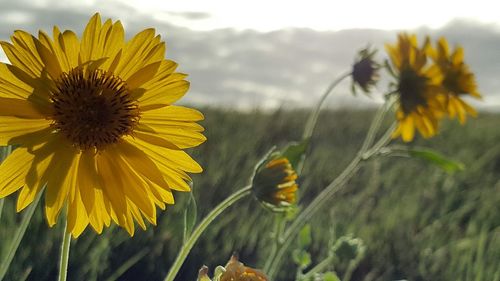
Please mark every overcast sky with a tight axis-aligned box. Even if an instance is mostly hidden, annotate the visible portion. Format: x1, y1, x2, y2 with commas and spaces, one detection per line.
0, 0, 499, 110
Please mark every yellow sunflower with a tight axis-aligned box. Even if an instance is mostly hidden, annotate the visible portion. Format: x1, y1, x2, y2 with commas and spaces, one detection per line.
431, 37, 481, 124
385, 33, 444, 142
0, 13, 206, 237
252, 157, 298, 210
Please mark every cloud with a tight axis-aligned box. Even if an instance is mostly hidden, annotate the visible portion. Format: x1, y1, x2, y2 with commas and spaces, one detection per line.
0, 2, 498, 110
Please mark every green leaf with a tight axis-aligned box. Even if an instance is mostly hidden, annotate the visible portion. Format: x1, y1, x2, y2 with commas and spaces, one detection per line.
282, 139, 309, 175
408, 148, 465, 173
323, 272, 341, 281
183, 188, 197, 243
292, 249, 312, 269
299, 224, 312, 248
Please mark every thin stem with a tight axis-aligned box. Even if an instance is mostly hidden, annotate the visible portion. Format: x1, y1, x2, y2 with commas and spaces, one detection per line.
301, 255, 336, 280
163, 185, 252, 281
58, 220, 72, 281
263, 214, 285, 272
267, 99, 394, 279
105, 248, 149, 281
0, 192, 42, 281
302, 71, 351, 141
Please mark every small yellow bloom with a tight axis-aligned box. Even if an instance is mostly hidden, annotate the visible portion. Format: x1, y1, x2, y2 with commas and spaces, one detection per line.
0, 13, 205, 237
431, 37, 481, 124
252, 157, 298, 211
385, 33, 444, 142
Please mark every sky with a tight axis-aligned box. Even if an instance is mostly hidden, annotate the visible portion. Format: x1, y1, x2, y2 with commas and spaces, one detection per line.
0, 0, 499, 110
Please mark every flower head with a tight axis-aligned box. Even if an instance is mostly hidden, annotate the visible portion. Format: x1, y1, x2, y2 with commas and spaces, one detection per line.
385, 33, 444, 142
220, 254, 269, 281
252, 157, 298, 211
351, 47, 379, 95
0, 13, 206, 237
431, 37, 481, 124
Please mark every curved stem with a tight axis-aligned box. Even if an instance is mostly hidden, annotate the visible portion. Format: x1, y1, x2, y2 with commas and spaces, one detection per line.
58, 220, 72, 281
163, 185, 252, 281
267, 99, 394, 279
302, 72, 351, 141
0, 192, 42, 281
301, 255, 336, 280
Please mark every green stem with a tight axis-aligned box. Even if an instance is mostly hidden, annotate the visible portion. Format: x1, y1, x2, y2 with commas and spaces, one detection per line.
105, 248, 149, 281
301, 255, 336, 280
263, 214, 285, 272
266, 99, 394, 279
58, 220, 72, 281
163, 185, 252, 281
302, 72, 351, 141
0, 192, 42, 281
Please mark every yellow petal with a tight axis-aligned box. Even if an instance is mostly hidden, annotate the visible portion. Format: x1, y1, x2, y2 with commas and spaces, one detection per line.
67, 187, 90, 238
0, 147, 35, 198
58, 29, 80, 69
0, 97, 51, 118
80, 13, 102, 63
137, 74, 190, 109
1, 31, 44, 77
0, 117, 51, 146
114, 29, 163, 79
138, 106, 206, 148
129, 136, 203, 173
401, 116, 415, 142
77, 150, 97, 214
44, 143, 78, 226
126, 61, 161, 90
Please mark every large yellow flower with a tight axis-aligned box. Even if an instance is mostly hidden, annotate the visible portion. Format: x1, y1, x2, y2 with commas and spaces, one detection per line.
0, 14, 206, 237
431, 37, 481, 124
385, 33, 444, 142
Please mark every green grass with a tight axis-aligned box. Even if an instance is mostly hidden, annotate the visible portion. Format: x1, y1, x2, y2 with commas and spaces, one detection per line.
0, 108, 499, 281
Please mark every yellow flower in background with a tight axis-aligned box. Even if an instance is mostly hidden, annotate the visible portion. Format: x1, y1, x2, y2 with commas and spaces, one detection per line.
385, 33, 444, 142
252, 157, 298, 210
431, 37, 481, 124
0, 13, 206, 237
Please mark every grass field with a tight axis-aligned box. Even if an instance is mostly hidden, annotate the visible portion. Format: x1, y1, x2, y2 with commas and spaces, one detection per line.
1, 107, 499, 281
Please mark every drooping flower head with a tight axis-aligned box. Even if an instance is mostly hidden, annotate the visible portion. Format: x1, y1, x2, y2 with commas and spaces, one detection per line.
220, 254, 269, 281
252, 156, 299, 211
385, 33, 444, 142
0, 13, 206, 237
431, 37, 481, 124
351, 47, 379, 95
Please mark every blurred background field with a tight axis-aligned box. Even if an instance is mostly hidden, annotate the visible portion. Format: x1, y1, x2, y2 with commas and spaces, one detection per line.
0, 107, 499, 281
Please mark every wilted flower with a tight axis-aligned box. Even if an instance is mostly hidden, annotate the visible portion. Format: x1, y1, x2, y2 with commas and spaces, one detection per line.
385, 33, 444, 142
431, 37, 481, 124
0, 13, 205, 237
198, 266, 212, 281
220, 254, 269, 281
351, 47, 379, 95
252, 157, 298, 211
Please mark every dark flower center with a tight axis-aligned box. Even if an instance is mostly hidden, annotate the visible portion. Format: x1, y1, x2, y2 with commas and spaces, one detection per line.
50, 68, 139, 150
398, 67, 428, 114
